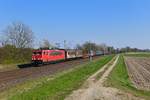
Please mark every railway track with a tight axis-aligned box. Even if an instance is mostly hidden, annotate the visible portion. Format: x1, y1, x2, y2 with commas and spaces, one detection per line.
0, 56, 100, 92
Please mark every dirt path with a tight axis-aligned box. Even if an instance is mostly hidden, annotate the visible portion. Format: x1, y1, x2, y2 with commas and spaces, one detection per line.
125, 57, 150, 91
0, 57, 100, 92
65, 55, 143, 100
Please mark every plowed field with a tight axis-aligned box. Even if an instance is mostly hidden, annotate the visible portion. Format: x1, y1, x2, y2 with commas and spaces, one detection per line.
125, 57, 150, 90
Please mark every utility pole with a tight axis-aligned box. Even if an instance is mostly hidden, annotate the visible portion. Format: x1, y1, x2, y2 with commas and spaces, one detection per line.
89, 41, 92, 61
64, 40, 67, 49
103, 44, 107, 55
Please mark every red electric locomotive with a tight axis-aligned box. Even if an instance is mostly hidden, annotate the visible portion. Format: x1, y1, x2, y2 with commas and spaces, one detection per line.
32, 49, 66, 64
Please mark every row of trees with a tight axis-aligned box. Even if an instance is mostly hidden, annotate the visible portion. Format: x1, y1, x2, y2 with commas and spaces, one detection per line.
0, 21, 149, 64
39, 40, 116, 54
119, 46, 150, 53
75, 42, 115, 54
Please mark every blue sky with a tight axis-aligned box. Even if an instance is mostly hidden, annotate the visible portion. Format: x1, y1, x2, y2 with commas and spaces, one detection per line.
0, 0, 150, 49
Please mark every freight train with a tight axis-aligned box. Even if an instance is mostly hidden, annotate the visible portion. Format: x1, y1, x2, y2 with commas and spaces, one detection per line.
32, 49, 104, 65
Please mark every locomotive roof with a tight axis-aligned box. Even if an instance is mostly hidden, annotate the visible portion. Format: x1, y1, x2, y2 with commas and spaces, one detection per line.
33, 48, 83, 51
33, 49, 65, 51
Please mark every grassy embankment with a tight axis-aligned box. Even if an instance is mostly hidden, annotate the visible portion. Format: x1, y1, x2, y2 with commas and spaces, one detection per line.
104, 54, 150, 100
0, 64, 19, 72
6, 55, 114, 100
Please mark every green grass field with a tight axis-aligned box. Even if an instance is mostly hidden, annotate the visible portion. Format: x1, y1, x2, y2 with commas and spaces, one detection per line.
8, 55, 114, 100
104, 55, 150, 100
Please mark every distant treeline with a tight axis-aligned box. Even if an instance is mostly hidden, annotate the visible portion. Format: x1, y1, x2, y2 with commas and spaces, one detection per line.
118, 46, 150, 53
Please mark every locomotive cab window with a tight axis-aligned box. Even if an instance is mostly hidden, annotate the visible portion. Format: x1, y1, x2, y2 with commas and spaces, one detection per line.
33, 52, 42, 55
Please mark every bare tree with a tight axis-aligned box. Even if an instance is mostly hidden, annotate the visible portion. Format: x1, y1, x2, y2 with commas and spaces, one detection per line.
3, 22, 34, 48
100, 43, 108, 54
107, 46, 115, 54
40, 39, 55, 49
55, 43, 60, 48
63, 40, 71, 49
75, 44, 82, 50
82, 41, 98, 53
